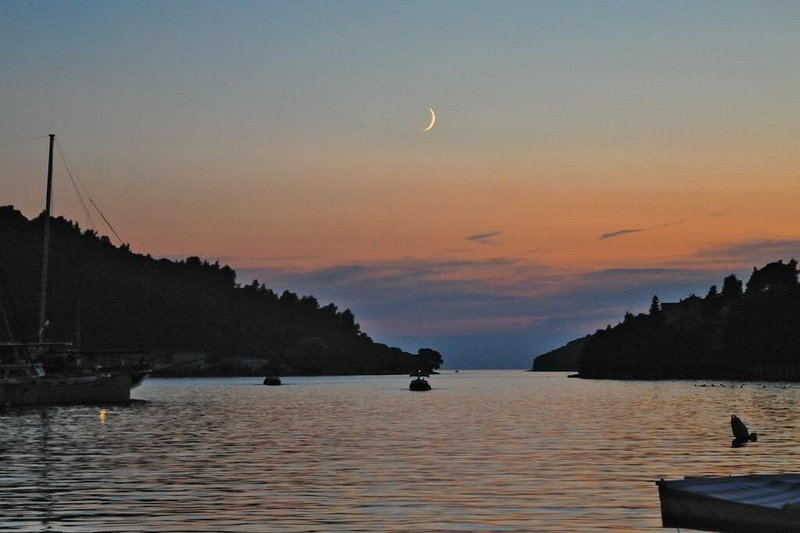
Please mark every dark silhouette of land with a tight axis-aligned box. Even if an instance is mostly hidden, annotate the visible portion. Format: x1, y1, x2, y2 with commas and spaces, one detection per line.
530, 335, 590, 371
0, 206, 443, 376
534, 259, 800, 380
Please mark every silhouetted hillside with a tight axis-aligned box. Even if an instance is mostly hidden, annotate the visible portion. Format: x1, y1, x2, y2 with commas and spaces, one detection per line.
0, 206, 443, 376
574, 260, 800, 380
531, 335, 590, 371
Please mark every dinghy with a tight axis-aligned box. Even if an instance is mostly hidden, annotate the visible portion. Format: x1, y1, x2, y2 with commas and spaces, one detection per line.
656, 474, 800, 532
409, 369, 431, 391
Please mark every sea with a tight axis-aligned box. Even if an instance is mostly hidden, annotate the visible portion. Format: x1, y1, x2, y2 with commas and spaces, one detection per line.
2, 371, 798, 531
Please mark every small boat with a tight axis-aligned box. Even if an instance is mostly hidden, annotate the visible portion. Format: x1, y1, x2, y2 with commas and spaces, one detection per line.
656, 474, 800, 532
409, 369, 431, 391
409, 377, 431, 391
263, 376, 281, 386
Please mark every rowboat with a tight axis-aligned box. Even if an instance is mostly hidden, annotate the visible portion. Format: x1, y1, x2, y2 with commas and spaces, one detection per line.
656, 474, 800, 532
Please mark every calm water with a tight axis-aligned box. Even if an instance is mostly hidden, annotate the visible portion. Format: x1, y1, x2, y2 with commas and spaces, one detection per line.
2, 371, 800, 531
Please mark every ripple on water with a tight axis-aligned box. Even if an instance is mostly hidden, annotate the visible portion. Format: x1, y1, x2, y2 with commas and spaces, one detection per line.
2, 372, 799, 531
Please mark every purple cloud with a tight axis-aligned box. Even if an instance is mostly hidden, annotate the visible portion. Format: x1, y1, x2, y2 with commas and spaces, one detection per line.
220, 233, 800, 369
235, 255, 730, 369
694, 239, 800, 262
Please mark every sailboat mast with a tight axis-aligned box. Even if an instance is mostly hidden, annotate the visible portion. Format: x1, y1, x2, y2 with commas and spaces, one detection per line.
38, 133, 55, 343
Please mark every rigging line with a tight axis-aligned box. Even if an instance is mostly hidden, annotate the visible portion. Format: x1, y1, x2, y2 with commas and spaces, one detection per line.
0, 135, 48, 150
55, 138, 95, 209
53, 137, 125, 246
89, 198, 124, 245
55, 143, 97, 232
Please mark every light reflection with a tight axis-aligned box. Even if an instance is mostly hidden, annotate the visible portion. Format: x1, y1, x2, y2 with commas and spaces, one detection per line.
1, 374, 799, 530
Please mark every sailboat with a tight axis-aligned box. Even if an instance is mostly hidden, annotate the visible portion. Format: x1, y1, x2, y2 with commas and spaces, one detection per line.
0, 134, 149, 406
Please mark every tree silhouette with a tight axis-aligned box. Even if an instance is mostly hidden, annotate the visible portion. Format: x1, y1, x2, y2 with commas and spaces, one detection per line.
0, 205, 445, 376
578, 259, 800, 380
649, 295, 661, 315
746, 260, 799, 294
705, 284, 718, 299
721, 274, 743, 301
416, 348, 443, 370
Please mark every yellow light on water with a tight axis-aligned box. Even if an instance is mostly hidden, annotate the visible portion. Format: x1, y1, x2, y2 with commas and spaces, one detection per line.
99, 409, 107, 423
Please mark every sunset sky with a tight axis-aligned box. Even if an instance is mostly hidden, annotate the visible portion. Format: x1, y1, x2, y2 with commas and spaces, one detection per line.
2, 1, 799, 368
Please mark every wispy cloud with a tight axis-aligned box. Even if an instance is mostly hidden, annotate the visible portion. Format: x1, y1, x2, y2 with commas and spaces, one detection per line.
599, 228, 643, 240
168, 233, 796, 368
466, 230, 502, 246
155, 253, 319, 265
659, 218, 687, 228
523, 247, 545, 255
599, 218, 687, 240
694, 238, 800, 263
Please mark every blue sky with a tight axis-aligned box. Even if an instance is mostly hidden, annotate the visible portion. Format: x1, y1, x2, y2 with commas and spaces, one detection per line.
2, 1, 800, 368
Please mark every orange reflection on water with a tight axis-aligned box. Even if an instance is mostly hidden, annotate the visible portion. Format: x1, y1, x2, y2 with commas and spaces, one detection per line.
3, 373, 800, 530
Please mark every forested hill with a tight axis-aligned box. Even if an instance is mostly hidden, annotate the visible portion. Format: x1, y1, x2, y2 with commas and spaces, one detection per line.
576, 259, 800, 380
0, 206, 442, 376
531, 335, 590, 371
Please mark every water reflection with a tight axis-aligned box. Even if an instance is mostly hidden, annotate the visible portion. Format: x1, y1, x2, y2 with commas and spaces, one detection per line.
1, 372, 799, 531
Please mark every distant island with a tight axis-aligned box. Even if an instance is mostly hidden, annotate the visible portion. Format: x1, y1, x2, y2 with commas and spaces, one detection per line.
533, 259, 800, 380
0, 206, 442, 376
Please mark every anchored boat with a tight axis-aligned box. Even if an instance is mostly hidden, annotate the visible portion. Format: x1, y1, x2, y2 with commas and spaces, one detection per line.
0, 343, 137, 405
656, 474, 800, 532
0, 134, 149, 406
409, 369, 431, 391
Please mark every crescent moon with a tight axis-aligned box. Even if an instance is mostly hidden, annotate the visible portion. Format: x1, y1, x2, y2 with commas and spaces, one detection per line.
423, 106, 436, 132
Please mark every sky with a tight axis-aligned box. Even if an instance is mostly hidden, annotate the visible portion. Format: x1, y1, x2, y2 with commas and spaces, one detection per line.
1, 1, 799, 368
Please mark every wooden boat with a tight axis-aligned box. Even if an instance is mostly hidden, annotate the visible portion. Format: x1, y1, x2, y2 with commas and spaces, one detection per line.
656, 474, 800, 532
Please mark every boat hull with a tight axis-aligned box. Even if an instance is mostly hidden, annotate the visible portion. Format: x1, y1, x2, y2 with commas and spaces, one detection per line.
409, 378, 431, 391
0, 372, 133, 406
657, 476, 800, 532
